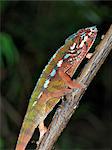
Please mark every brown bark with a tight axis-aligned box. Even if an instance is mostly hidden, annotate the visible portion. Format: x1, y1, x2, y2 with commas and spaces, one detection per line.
36, 25, 112, 150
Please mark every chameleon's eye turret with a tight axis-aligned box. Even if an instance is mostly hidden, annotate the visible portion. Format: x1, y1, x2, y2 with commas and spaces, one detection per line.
89, 26, 98, 32
85, 26, 98, 39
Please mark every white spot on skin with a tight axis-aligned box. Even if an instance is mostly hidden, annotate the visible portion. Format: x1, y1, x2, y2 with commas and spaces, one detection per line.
79, 40, 84, 48
37, 58, 63, 95
75, 57, 81, 62
76, 45, 79, 49
52, 53, 57, 59
79, 36, 88, 48
84, 35, 88, 42
57, 59, 63, 67
70, 42, 76, 50
50, 69, 56, 77
37, 91, 43, 99
32, 101, 37, 107
77, 49, 81, 54
64, 54, 71, 59
69, 58, 73, 61
69, 50, 75, 53
43, 79, 50, 88
68, 58, 74, 64
88, 32, 92, 36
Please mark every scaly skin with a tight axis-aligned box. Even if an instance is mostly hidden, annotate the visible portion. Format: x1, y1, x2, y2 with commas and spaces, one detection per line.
15, 26, 97, 150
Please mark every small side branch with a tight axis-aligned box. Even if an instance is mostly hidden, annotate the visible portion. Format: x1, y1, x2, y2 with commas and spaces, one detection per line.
36, 25, 112, 150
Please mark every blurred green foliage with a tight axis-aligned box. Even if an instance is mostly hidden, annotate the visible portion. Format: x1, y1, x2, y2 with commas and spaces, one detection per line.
1, 1, 112, 149
0, 137, 4, 149
0, 33, 19, 67
0, 0, 9, 13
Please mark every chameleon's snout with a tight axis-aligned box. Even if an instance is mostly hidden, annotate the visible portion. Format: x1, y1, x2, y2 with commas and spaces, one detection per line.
89, 26, 98, 33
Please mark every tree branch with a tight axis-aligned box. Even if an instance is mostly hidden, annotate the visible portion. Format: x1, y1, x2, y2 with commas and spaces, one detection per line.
36, 25, 112, 150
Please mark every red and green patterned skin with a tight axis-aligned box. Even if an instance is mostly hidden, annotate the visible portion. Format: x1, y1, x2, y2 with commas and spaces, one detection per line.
16, 26, 97, 150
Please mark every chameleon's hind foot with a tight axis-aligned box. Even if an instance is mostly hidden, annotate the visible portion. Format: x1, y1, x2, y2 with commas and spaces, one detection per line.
38, 122, 47, 141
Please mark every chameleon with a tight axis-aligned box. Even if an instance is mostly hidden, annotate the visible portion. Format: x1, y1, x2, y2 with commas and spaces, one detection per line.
15, 26, 97, 150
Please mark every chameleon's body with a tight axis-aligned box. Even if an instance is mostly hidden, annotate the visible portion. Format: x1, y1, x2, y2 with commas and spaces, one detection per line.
16, 26, 97, 150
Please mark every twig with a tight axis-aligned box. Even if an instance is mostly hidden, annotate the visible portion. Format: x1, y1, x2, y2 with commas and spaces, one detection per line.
36, 25, 112, 150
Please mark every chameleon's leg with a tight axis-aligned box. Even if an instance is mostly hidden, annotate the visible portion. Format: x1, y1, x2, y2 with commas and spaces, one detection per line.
58, 69, 84, 89
37, 90, 72, 141
47, 88, 72, 98
38, 88, 72, 104
38, 122, 47, 140
86, 52, 93, 59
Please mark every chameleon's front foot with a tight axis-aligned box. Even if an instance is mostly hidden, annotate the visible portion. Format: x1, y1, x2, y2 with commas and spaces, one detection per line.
58, 69, 86, 90
38, 122, 47, 142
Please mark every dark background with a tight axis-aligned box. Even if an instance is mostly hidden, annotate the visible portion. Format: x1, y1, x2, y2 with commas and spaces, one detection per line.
1, 1, 112, 149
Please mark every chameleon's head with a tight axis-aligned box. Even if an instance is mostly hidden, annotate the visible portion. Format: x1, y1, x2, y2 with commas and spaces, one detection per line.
75, 26, 98, 50
78, 26, 98, 43
67, 26, 98, 61
63, 26, 98, 65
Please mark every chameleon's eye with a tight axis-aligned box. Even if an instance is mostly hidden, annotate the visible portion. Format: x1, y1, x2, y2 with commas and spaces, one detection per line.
70, 42, 76, 50
89, 26, 97, 32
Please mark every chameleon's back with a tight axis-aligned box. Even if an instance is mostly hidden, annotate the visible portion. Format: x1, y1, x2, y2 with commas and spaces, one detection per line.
16, 26, 97, 150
